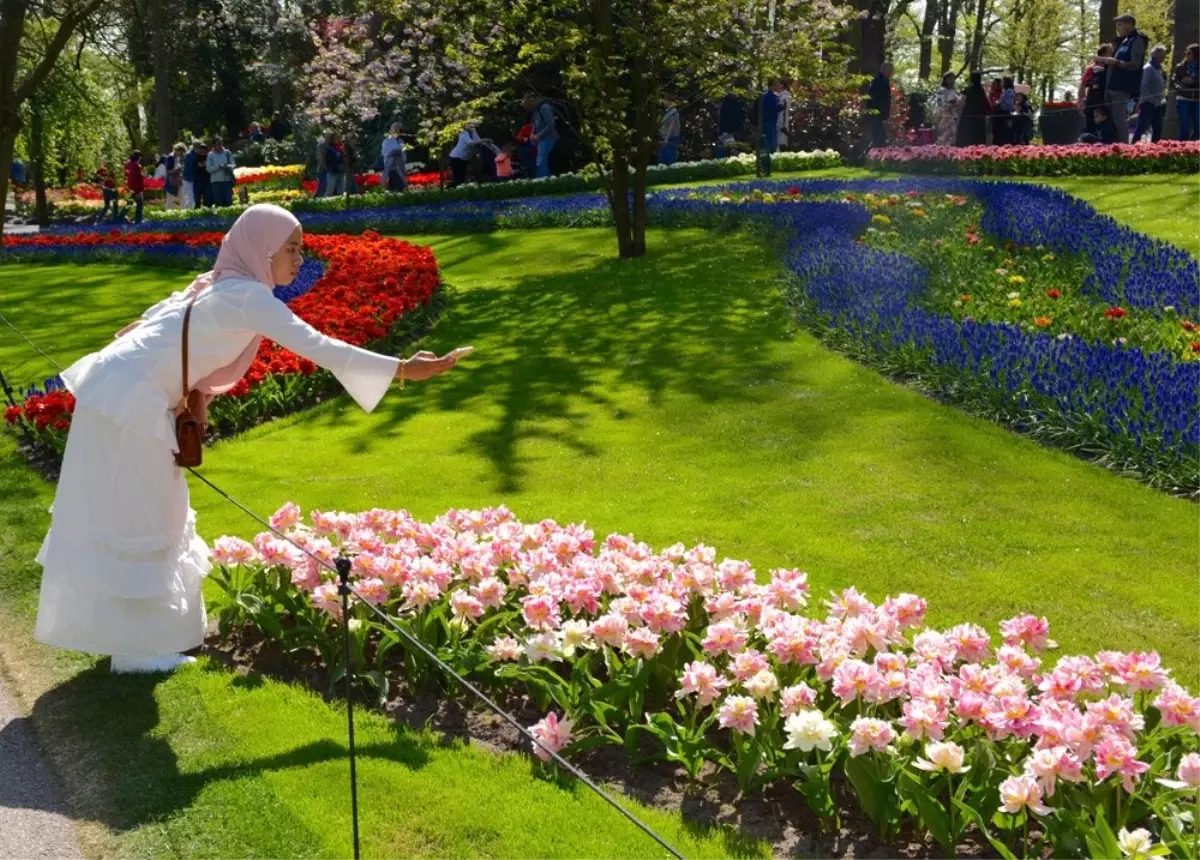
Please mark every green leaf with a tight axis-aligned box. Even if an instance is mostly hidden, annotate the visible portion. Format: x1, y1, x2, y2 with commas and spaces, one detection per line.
953, 798, 1016, 860
1086, 808, 1123, 860
844, 755, 898, 835
900, 771, 951, 850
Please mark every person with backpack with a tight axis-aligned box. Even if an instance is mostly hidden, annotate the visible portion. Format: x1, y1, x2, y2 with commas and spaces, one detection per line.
205, 136, 235, 207
524, 94, 558, 178
124, 151, 146, 223
1098, 13, 1148, 142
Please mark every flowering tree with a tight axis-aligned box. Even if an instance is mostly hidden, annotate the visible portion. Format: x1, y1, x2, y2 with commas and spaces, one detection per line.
298, 8, 480, 148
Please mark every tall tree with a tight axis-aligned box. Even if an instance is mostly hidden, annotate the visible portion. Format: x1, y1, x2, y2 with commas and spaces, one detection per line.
0, 0, 106, 238
919, 0, 941, 78
145, 0, 172, 152
455, 0, 850, 259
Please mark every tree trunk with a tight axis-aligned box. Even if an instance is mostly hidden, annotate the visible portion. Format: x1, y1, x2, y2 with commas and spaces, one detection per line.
630, 161, 647, 258
967, 0, 988, 71
1165, 0, 1199, 137
937, 0, 964, 76
609, 156, 634, 258
146, 0, 172, 152
920, 0, 939, 79
1099, 0, 1117, 45
0, 122, 18, 242
30, 99, 47, 227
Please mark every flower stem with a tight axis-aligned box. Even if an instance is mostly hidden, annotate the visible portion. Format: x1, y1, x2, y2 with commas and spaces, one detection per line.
1022, 813, 1029, 860
1194, 790, 1199, 860
947, 773, 955, 855
1115, 785, 1122, 829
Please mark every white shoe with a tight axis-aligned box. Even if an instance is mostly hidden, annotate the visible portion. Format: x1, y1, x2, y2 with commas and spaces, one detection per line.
110, 653, 197, 674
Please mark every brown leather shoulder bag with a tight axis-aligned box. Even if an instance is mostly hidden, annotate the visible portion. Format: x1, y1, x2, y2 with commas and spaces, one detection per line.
174, 297, 206, 467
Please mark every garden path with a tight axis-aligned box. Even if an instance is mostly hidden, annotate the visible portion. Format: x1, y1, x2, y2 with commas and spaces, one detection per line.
0, 673, 81, 859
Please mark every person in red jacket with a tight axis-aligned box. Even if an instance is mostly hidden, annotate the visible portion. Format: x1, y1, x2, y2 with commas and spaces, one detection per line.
124, 151, 146, 223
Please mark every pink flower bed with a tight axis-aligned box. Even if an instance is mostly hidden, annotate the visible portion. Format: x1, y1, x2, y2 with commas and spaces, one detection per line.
211, 504, 1199, 857
868, 141, 1200, 176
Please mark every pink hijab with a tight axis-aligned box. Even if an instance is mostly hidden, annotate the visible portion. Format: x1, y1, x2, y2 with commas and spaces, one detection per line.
183, 204, 301, 394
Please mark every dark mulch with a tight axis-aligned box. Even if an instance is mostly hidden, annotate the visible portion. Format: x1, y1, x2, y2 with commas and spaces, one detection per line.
201, 623, 996, 859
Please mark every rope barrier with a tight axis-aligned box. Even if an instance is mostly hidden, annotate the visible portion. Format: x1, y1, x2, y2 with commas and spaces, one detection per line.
0, 310, 687, 860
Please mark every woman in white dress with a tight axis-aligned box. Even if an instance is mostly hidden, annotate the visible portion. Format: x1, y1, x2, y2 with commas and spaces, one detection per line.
934, 72, 962, 146
34, 204, 467, 673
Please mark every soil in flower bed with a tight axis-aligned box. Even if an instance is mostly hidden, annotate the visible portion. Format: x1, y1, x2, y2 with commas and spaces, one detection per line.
201, 622, 995, 859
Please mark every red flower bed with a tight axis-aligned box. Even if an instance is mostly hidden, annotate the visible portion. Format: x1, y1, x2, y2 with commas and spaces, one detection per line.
297, 170, 447, 194
4, 230, 441, 443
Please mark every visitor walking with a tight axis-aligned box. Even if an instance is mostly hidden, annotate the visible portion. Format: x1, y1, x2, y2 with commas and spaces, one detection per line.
269, 109, 292, 141
382, 123, 408, 192
317, 132, 342, 197
759, 79, 785, 153
1133, 45, 1168, 142
658, 103, 682, 165
992, 77, 1017, 144
525, 94, 559, 178
33, 204, 468, 674
987, 78, 1003, 111
1100, 13, 1148, 142
205, 137, 235, 207
9, 156, 26, 200
97, 168, 118, 220
193, 143, 211, 208
1174, 43, 1200, 140
515, 120, 536, 179
718, 91, 747, 141
867, 63, 893, 148
124, 151, 145, 224
776, 81, 793, 149
162, 144, 186, 210
955, 71, 990, 146
449, 123, 486, 186
1013, 91, 1034, 144
1082, 46, 1113, 134
182, 140, 202, 208
934, 72, 961, 145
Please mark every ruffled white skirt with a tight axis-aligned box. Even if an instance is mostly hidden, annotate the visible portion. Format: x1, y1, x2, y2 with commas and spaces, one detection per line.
34, 405, 211, 657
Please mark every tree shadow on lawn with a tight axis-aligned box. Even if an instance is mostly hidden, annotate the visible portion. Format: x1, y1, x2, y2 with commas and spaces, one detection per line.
0, 262, 197, 390
317, 230, 852, 494
5, 662, 430, 834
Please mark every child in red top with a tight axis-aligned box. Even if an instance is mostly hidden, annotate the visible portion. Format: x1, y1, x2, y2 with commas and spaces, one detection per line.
124, 152, 146, 223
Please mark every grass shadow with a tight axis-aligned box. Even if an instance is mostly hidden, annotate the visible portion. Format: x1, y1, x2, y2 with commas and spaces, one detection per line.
350, 229, 825, 493
15, 662, 431, 834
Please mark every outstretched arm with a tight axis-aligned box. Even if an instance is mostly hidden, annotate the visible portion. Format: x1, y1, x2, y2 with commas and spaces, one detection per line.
238, 283, 463, 411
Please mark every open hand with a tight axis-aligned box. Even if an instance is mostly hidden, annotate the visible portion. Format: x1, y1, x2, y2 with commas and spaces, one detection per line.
398, 347, 472, 382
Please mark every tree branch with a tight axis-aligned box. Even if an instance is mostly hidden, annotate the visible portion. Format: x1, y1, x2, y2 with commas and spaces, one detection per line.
13, 0, 105, 104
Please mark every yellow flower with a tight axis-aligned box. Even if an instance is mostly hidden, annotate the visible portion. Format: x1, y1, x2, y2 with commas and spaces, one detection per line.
1041, 253, 1055, 262
871, 214, 891, 225
911, 208, 926, 217
1009, 275, 1026, 285
1009, 298, 1023, 307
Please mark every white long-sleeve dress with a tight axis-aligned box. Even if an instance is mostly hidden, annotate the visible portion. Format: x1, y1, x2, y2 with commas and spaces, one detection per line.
34, 277, 400, 657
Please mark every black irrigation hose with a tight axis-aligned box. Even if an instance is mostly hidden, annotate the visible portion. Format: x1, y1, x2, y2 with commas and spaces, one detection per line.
0, 308, 687, 860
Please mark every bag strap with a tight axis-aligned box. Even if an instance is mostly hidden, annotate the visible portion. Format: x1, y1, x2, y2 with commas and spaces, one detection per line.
181, 296, 197, 409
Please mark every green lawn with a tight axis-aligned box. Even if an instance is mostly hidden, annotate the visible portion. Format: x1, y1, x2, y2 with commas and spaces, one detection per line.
0, 172, 1196, 859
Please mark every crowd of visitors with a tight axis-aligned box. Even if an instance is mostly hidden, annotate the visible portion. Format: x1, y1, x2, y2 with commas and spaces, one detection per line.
913, 13, 1198, 148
